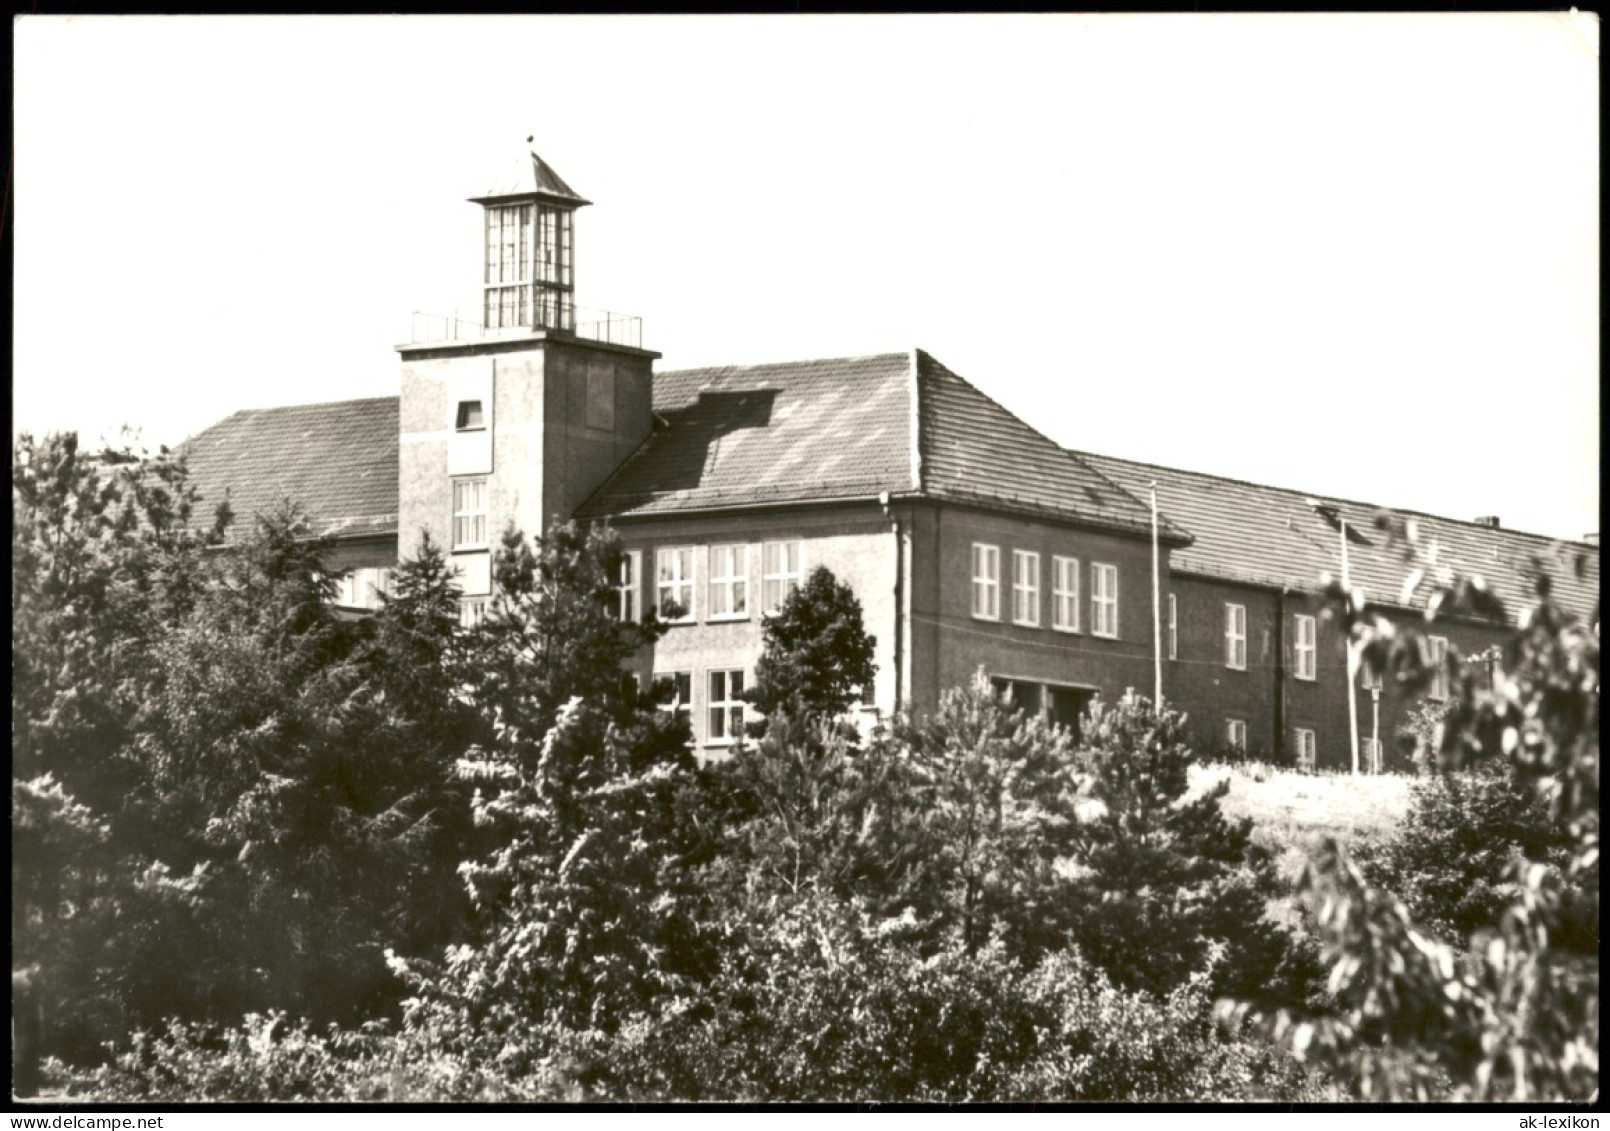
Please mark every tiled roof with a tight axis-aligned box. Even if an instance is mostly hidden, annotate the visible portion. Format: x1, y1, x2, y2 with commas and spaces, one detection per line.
180, 397, 400, 540
578, 350, 1180, 541
1082, 451, 1599, 627
914, 351, 1185, 540
576, 352, 918, 518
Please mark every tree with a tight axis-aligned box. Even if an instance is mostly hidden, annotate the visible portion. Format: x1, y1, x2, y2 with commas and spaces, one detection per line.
12, 432, 222, 1087
1064, 692, 1317, 1003
1223, 524, 1599, 1101
746, 566, 876, 725
393, 521, 701, 1061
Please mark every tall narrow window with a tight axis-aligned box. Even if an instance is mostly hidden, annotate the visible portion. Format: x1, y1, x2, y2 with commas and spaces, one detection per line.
1296, 728, 1317, 771
1012, 550, 1041, 627
762, 540, 804, 613
1225, 603, 1247, 670
1428, 635, 1450, 699
1091, 563, 1118, 638
1052, 556, 1081, 633
483, 203, 534, 329
708, 544, 749, 620
971, 543, 1000, 621
452, 478, 488, 550
652, 671, 692, 727
656, 547, 695, 622
616, 550, 641, 622
1167, 593, 1178, 660
1226, 718, 1247, 754
1294, 614, 1317, 681
459, 597, 488, 629
708, 669, 747, 743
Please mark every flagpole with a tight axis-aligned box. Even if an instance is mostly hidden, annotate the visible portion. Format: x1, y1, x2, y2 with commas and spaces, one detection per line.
1342, 519, 1360, 775
1151, 483, 1162, 710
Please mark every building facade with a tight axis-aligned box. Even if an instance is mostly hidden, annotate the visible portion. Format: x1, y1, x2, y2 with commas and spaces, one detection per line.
181, 149, 1599, 770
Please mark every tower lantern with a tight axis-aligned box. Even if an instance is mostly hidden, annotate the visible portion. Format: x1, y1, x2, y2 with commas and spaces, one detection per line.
469, 139, 591, 333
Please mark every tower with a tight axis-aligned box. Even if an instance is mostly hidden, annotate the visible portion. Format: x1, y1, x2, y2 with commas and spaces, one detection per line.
396, 143, 659, 619
473, 142, 587, 334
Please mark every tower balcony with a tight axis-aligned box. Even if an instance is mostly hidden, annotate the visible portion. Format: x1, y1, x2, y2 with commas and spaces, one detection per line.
408, 304, 643, 350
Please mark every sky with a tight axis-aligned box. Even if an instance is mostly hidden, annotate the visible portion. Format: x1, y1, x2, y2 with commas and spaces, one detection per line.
12, 13, 1600, 542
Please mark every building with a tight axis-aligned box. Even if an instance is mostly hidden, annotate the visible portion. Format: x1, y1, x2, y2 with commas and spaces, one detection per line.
181, 148, 1599, 771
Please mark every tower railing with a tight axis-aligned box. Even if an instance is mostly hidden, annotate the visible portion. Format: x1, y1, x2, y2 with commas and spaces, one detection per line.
408, 305, 642, 350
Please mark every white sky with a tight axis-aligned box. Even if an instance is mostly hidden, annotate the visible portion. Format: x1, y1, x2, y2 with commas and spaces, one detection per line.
12, 13, 1600, 541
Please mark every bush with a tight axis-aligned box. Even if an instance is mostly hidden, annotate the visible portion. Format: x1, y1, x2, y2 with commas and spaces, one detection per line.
1356, 767, 1596, 954
559, 895, 1323, 1102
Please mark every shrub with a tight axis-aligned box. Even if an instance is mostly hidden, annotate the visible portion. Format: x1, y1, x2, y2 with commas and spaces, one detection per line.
1356, 767, 1594, 952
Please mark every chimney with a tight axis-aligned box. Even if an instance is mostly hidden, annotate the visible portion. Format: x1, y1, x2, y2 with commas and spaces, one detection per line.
1586, 533, 1600, 547
1474, 515, 1501, 529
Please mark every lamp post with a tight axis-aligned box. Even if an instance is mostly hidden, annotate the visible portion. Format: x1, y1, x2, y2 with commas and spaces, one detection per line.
1371, 684, 1381, 773
1309, 498, 1361, 775
1151, 483, 1162, 710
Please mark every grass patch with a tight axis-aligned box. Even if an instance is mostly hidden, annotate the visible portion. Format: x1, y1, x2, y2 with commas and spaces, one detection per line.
1188, 762, 1412, 893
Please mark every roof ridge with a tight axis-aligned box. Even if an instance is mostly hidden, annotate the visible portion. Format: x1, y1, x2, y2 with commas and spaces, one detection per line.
656, 350, 910, 379
908, 348, 924, 492
915, 352, 1187, 539
1082, 449, 1597, 548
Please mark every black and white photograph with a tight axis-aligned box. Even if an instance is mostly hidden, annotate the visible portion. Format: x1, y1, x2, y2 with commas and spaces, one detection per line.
12, 13, 1599, 1107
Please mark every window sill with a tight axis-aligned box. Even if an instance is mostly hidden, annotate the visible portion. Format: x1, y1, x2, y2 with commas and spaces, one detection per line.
707, 613, 751, 624
452, 545, 489, 554
1012, 619, 1042, 629
972, 613, 1001, 623
1052, 625, 1082, 635
1092, 631, 1120, 641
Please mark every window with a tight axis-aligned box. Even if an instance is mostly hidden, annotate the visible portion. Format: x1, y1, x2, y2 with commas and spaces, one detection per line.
1294, 614, 1317, 681
762, 540, 804, 613
336, 566, 392, 610
708, 544, 749, 620
1091, 563, 1118, 638
708, 669, 747, 744
1428, 635, 1450, 699
1226, 718, 1247, 754
483, 203, 574, 332
459, 597, 488, 629
616, 550, 641, 622
1052, 556, 1081, 632
455, 399, 485, 431
1012, 550, 1041, 627
1225, 603, 1247, 670
1295, 728, 1317, 771
971, 543, 1000, 621
652, 671, 692, 727
1167, 593, 1178, 660
452, 478, 488, 550
656, 547, 695, 622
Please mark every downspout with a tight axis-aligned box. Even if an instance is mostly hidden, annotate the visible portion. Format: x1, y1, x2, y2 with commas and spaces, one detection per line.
882, 491, 904, 711
1274, 588, 1287, 765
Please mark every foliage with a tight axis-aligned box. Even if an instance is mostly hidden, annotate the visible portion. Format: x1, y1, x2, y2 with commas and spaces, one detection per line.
68, 898, 1322, 1104
1223, 523, 1599, 1102
745, 565, 877, 725
1064, 693, 1323, 1006
391, 522, 701, 1053
582, 894, 1320, 1102
1356, 767, 1593, 952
